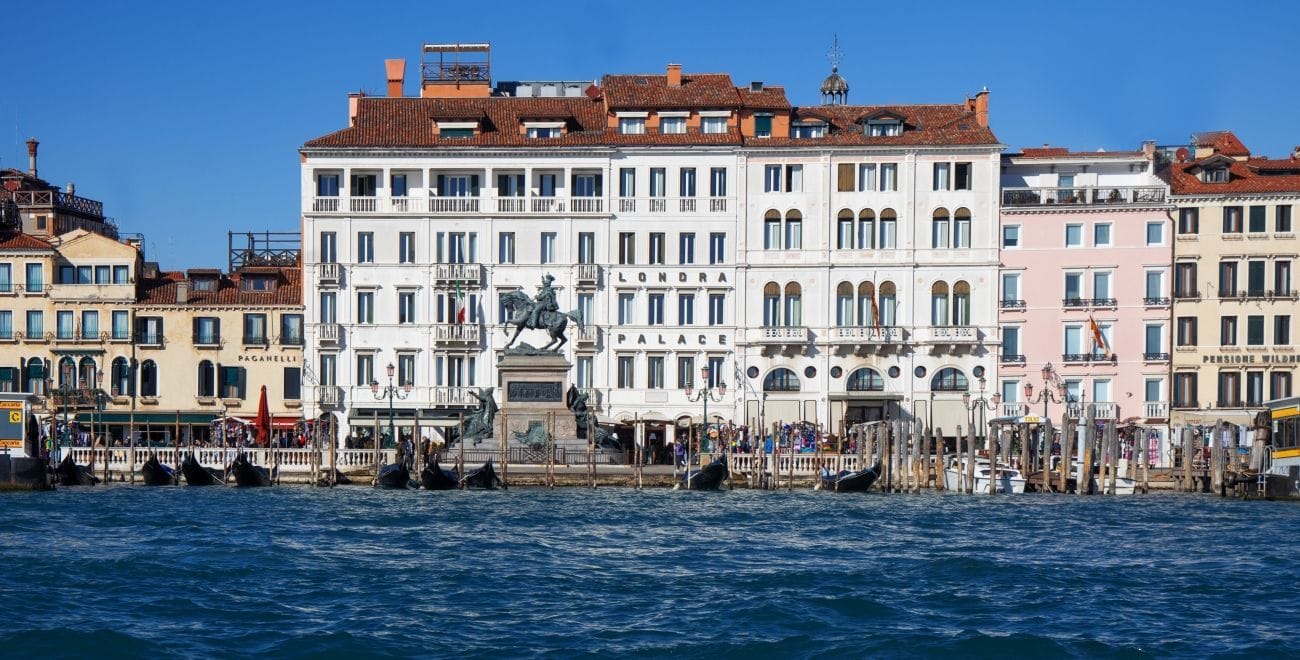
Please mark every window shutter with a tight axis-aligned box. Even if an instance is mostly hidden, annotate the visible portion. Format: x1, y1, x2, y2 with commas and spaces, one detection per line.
497, 174, 509, 195
570, 173, 578, 195
594, 174, 603, 196
213, 318, 220, 343
514, 174, 524, 194
192, 318, 200, 342
470, 175, 480, 195
837, 163, 854, 192
435, 175, 445, 196
237, 367, 247, 400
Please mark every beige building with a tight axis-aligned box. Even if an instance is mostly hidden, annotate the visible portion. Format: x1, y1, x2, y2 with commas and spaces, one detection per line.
1167, 131, 1300, 430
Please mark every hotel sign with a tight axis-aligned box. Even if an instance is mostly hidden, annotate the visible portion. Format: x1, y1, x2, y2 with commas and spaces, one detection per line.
615, 333, 729, 347
1203, 354, 1300, 364
0, 401, 24, 451
615, 270, 730, 285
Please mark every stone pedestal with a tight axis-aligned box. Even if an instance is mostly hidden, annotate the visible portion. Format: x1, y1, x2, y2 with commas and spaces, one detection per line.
497, 353, 578, 447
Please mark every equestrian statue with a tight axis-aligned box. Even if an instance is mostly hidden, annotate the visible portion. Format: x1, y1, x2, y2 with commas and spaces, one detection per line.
500, 274, 584, 352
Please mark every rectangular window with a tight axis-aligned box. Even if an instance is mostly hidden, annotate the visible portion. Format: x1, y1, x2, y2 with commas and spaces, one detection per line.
932, 163, 950, 191
540, 232, 557, 265
1001, 273, 1020, 303
618, 167, 635, 199
397, 354, 415, 387
785, 218, 802, 249
880, 163, 898, 191
1064, 272, 1082, 301
113, 265, 130, 284
357, 232, 374, 263
219, 365, 247, 398
618, 117, 645, 135
77, 266, 92, 284
1248, 260, 1266, 296
1002, 225, 1020, 248
577, 232, 595, 265
678, 233, 695, 265
1247, 315, 1265, 346
879, 218, 896, 248
94, 265, 110, 284
1178, 207, 1199, 234
1094, 223, 1112, 247
709, 168, 727, 199
1275, 260, 1292, 296
316, 173, 340, 197
280, 314, 303, 345
784, 165, 803, 193
660, 116, 686, 135
858, 164, 876, 192
617, 355, 635, 388
0, 310, 10, 340
398, 291, 416, 324
1064, 325, 1082, 354
837, 218, 854, 249
1146, 221, 1164, 246
1065, 224, 1082, 247
1176, 317, 1197, 346
1223, 206, 1243, 234
1174, 372, 1198, 408
319, 232, 337, 263
1275, 315, 1291, 345
1220, 315, 1237, 346
1145, 378, 1162, 403
112, 311, 129, 340
25, 263, 42, 290
26, 310, 43, 337
676, 356, 695, 389
356, 354, 374, 388
1175, 263, 1198, 298
319, 291, 336, 324
932, 217, 950, 249
1278, 205, 1293, 232
754, 114, 772, 138
243, 313, 268, 345
708, 233, 726, 264
763, 165, 781, 193
575, 293, 593, 325
648, 294, 664, 326
679, 168, 696, 199
1092, 271, 1111, 301
1003, 326, 1020, 357
954, 162, 972, 190
708, 294, 724, 326
576, 356, 593, 388
858, 216, 875, 249
1144, 323, 1162, 355
953, 217, 970, 248
0, 263, 14, 292
194, 317, 220, 345
1219, 261, 1238, 298
397, 232, 416, 264
356, 291, 374, 324
498, 232, 515, 264
702, 117, 727, 134
1145, 271, 1164, 299
648, 233, 665, 265
57, 310, 74, 340
618, 232, 636, 265
1249, 205, 1266, 233
618, 293, 634, 325
1272, 372, 1294, 400
708, 356, 725, 387
678, 294, 695, 326
837, 163, 855, 192
1218, 371, 1241, 407
764, 219, 781, 250
647, 356, 665, 389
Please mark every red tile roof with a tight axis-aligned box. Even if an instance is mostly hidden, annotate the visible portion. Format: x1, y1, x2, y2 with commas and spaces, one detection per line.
1193, 131, 1250, 157
136, 267, 302, 306
758, 104, 998, 147
1009, 146, 1145, 159
0, 231, 55, 251
1166, 158, 1300, 195
603, 73, 740, 109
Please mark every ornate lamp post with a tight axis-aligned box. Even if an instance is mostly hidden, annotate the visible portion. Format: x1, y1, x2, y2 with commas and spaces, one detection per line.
371, 362, 411, 450
684, 365, 727, 476
961, 376, 1000, 451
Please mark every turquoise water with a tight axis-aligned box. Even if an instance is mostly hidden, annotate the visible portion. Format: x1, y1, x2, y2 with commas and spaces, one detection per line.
1, 487, 1297, 658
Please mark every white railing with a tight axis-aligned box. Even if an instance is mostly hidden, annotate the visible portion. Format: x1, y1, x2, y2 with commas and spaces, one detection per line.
1067, 402, 1117, 420
614, 196, 730, 214
1002, 186, 1167, 207
725, 452, 868, 476
434, 324, 480, 343
1144, 401, 1169, 419
571, 197, 603, 213
574, 264, 599, 284
576, 326, 597, 343
496, 197, 526, 213
317, 262, 341, 282
390, 196, 418, 212
318, 323, 342, 344
65, 447, 399, 475
1000, 402, 1026, 418
580, 387, 602, 406
319, 386, 344, 407
430, 196, 480, 213
431, 386, 475, 406
312, 197, 339, 212
432, 263, 481, 283
531, 197, 563, 213
929, 325, 979, 340
829, 326, 905, 342
757, 326, 809, 342
350, 196, 378, 213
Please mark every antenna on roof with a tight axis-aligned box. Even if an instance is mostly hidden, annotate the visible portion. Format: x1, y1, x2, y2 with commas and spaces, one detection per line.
827, 34, 842, 71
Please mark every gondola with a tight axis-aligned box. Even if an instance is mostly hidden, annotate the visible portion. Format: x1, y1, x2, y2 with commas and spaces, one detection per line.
180, 452, 225, 486
820, 463, 880, 493
55, 453, 99, 486
374, 461, 412, 489
140, 452, 177, 486
420, 456, 459, 490
681, 457, 728, 491
462, 460, 504, 490
229, 452, 272, 487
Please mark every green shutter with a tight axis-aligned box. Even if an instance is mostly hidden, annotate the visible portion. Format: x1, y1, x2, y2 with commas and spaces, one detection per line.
755, 115, 772, 134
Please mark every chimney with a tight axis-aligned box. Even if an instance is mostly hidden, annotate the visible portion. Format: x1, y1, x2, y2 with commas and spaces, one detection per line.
385, 58, 406, 97
974, 88, 989, 128
1292, 145, 1300, 161
347, 91, 365, 126
1142, 140, 1156, 160
67, 182, 75, 196
666, 63, 682, 87
176, 280, 190, 304
25, 138, 38, 178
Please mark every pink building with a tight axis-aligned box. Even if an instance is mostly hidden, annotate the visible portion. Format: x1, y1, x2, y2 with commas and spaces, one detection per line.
998, 144, 1173, 460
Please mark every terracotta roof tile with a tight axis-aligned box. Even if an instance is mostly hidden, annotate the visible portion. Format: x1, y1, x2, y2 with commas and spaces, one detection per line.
758, 103, 998, 147
1166, 157, 1300, 195
603, 73, 740, 109
1011, 146, 1144, 159
0, 231, 55, 251
1193, 131, 1250, 157
136, 267, 302, 306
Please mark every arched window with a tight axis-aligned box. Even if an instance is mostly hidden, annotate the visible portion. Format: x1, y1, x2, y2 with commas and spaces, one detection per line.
879, 281, 897, 327
783, 282, 802, 326
954, 208, 972, 248
836, 282, 853, 326
763, 282, 780, 327
879, 209, 898, 248
111, 357, 132, 396
25, 357, 47, 395
858, 209, 876, 249
763, 368, 801, 392
78, 357, 97, 391
846, 367, 884, 391
58, 356, 77, 389
931, 281, 950, 326
836, 209, 855, 249
141, 360, 158, 397
763, 210, 781, 250
932, 208, 951, 249
953, 280, 971, 326
197, 360, 216, 398
931, 367, 969, 392
784, 210, 803, 249
857, 282, 876, 326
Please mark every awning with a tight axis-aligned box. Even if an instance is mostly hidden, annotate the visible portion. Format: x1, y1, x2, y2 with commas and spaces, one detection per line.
73, 412, 217, 425
235, 415, 302, 430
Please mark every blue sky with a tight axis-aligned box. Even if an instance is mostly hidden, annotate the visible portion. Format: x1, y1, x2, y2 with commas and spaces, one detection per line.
5, 0, 1299, 269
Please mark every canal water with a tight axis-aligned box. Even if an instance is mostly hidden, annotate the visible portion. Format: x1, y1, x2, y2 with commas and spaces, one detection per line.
2, 487, 1297, 658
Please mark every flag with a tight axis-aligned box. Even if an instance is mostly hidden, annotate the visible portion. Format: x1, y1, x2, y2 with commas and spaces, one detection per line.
1088, 315, 1112, 359
870, 293, 880, 328
455, 281, 467, 324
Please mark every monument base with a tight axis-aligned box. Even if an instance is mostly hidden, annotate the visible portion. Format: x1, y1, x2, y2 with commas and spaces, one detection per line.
497, 353, 577, 446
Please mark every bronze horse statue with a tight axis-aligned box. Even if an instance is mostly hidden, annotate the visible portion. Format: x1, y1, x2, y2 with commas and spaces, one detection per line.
500, 290, 583, 351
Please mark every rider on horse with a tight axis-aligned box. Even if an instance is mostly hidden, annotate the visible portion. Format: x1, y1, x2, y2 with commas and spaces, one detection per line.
528, 274, 559, 329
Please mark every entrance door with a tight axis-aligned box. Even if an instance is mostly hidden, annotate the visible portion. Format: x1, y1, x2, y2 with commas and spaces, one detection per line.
846, 404, 884, 424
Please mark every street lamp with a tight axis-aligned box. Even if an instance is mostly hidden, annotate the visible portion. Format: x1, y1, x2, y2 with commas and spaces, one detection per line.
372, 362, 411, 451
961, 376, 1000, 451
684, 365, 727, 474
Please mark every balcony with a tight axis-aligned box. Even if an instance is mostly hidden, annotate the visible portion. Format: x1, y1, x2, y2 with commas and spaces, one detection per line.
319, 386, 344, 408
431, 386, 475, 407
432, 263, 481, 287
429, 196, 480, 213
135, 332, 165, 348
1144, 401, 1170, 419
1143, 296, 1171, 306
752, 326, 810, 348
1062, 353, 1090, 363
1066, 402, 1117, 420
433, 324, 480, 345
575, 325, 598, 347
922, 326, 990, 352
999, 402, 1026, 418
1270, 289, 1299, 300
1001, 186, 1167, 209
9, 189, 105, 217
1000, 354, 1026, 364
319, 323, 342, 345
1143, 352, 1170, 362
827, 326, 906, 354
615, 197, 731, 215
999, 299, 1026, 310
243, 334, 270, 347
307, 194, 612, 216
1089, 298, 1117, 308
1173, 290, 1201, 301
1062, 298, 1088, 308
193, 333, 222, 348
574, 264, 600, 287
318, 262, 342, 285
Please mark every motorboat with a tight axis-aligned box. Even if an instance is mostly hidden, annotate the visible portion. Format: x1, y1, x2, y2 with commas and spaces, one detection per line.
942, 456, 1026, 494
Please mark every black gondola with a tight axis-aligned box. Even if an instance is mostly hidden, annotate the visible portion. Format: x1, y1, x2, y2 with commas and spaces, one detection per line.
420, 456, 459, 490
140, 452, 176, 486
462, 460, 504, 490
374, 462, 412, 489
681, 458, 728, 491
229, 452, 272, 487
181, 452, 225, 486
55, 453, 99, 486
820, 463, 880, 493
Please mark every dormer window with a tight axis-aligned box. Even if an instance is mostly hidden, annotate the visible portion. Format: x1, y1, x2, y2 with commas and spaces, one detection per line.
754, 113, 773, 138
867, 120, 903, 137
192, 278, 217, 292
659, 113, 687, 135
524, 121, 564, 139
792, 121, 826, 139
1204, 167, 1229, 183
241, 276, 277, 292
436, 121, 478, 139
617, 113, 646, 135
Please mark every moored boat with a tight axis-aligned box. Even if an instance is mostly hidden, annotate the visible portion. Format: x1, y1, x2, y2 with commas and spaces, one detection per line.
942, 456, 1026, 494
140, 452, 177, 486
820, 463, 879, 492
181, 452, 225, 486
420, 456, 459, 490
229, 452, 272, 487
55, 453, 99, 486
375, 462, 412, 489
462, 460, 503, 489
681, 458, 728, 491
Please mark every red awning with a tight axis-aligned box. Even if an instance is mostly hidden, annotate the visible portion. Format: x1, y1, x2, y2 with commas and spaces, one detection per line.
235, 415, 301, 429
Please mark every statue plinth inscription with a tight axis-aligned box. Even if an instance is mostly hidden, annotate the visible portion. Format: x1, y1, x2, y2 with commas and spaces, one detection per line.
506, 381, 563, 403
497, 353, 577, 443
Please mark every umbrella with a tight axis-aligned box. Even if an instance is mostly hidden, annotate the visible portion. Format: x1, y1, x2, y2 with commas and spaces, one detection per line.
253, 385, 271, 446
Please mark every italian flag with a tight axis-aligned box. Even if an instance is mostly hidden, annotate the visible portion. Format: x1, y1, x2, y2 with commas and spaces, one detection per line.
455, 281, 467, 324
